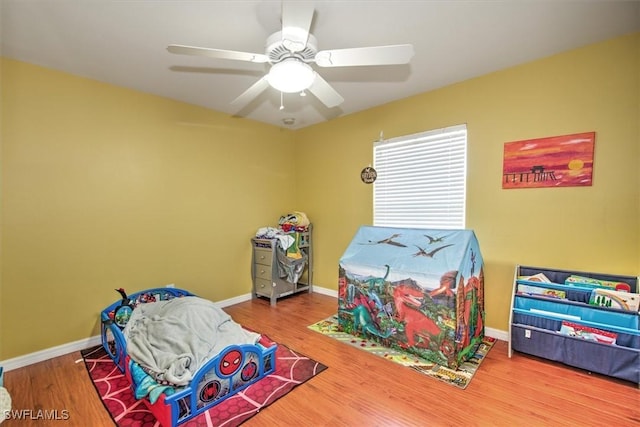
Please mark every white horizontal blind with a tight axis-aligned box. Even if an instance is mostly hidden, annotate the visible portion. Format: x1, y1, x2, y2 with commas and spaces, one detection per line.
373, 124, 467, 229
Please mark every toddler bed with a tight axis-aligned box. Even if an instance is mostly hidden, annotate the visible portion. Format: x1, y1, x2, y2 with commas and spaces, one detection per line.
100, 287, 277, 426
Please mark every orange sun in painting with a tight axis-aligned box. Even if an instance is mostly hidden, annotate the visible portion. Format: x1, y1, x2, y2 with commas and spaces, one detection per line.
567, 159, 584, 176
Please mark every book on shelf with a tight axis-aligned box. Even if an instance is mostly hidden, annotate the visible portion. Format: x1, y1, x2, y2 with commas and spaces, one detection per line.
518, 273, 551, 283
565, 275, 631, 292
517, 284, 566, 299
559, 320, 617, 345
529, 309, 581, 321
589, 288, 640, 312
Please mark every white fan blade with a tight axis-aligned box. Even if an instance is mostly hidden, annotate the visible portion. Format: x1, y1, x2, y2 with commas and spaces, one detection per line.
315, 44, 414, 67
167, 44, 269, 63
281, 1, 314, 52
308, 73, 344, 108
230, 76, 271, 109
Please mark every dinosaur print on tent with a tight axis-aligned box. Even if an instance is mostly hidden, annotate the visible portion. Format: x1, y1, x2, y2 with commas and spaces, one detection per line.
338, 226, 485, 369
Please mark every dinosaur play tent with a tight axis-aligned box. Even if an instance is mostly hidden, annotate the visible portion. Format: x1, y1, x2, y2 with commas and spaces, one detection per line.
338, 226, 485, 369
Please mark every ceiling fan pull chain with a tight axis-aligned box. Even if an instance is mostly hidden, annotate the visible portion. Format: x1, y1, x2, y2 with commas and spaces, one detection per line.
280, 92, 285, 110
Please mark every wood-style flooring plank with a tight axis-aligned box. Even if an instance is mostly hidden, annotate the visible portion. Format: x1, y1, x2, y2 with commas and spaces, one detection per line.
4, 292, 639, 426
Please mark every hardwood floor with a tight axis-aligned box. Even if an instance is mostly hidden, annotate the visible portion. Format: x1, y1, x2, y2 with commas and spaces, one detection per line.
4, 292, 639, 426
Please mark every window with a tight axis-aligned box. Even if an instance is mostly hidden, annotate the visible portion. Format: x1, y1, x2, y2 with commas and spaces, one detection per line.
373, 124, 467, 229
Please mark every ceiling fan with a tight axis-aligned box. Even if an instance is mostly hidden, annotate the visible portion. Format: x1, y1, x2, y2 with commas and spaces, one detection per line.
167, 1, 414, 111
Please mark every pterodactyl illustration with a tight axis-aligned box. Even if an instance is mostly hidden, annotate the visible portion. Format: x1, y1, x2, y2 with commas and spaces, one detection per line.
413, 244, 453, 258
424, 234, 448, 244
361, 234, 407, 247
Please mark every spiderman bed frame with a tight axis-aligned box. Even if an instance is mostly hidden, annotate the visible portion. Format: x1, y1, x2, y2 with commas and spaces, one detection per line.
100, 287, 277, 426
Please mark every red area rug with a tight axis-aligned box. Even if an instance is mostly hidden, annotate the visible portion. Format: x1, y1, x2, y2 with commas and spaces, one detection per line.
81, 343, 327, 426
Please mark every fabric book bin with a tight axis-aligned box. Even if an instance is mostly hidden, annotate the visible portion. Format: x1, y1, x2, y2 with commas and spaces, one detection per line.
509, 265, 640, 385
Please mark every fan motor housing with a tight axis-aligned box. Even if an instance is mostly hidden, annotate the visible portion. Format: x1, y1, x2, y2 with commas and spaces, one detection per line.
265, 31, 318, 63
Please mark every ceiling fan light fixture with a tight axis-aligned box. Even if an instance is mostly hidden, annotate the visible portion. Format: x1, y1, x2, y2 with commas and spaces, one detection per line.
267, 59, 316, 93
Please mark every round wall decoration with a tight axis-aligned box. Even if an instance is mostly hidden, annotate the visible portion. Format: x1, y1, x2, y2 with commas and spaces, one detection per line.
361, 166, 377, 184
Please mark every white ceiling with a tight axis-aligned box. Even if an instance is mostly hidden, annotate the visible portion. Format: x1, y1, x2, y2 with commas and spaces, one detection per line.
2, 1, 639, 129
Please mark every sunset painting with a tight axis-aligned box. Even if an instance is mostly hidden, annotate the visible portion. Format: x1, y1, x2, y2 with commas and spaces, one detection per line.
502, 132, 595, 189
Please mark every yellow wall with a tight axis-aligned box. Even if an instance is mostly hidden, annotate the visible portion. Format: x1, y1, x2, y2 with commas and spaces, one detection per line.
294, 32, 640, 331
0, 59, 296, 359
1, 32, 638, 360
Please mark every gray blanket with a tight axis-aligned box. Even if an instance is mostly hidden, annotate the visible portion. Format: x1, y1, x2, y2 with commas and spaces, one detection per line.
122, 296, 260, 386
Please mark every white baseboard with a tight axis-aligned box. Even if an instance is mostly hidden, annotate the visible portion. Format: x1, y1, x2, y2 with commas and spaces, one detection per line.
215, 293, 253, 307
312, 285, 338, 298
0, 286, 507, 371
0, 335, 103, 372
485, 327, 508, 342
0, 293, 255, 372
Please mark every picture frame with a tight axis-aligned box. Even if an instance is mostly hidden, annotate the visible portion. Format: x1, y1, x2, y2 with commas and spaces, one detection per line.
502, 132, 595, 189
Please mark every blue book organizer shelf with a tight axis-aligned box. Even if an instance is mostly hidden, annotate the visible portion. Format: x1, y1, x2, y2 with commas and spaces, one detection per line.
508, 265, 639, 386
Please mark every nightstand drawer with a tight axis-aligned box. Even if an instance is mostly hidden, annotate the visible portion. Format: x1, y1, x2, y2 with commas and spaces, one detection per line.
254, 248, 273, 266
254, 278, 272, 296
255, 265, 272, 281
